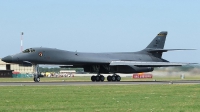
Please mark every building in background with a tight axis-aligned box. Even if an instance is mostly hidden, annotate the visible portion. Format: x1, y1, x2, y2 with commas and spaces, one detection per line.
0, 59, 34, 74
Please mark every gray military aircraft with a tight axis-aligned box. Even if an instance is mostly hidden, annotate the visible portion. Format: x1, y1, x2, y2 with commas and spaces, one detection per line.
2, 31, 195, 82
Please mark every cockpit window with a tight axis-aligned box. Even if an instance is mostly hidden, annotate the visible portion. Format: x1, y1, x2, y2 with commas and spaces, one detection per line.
23, 49, 30, 53
22, 48, 36, 53
30, 48, 35, 52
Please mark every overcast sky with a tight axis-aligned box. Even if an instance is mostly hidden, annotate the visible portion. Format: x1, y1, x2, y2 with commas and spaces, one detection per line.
0, 0, 199, 63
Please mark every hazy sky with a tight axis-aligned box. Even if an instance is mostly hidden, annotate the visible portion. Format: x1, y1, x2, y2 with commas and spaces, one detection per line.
0, 0, 199, 63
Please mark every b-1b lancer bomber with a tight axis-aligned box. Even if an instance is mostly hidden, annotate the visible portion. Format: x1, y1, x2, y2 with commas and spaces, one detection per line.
2, 31, 195, 82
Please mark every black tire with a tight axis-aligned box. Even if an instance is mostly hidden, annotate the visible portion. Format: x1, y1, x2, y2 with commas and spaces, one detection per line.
91, 75, 96, 82
107, 75, 112, 81
96, 76, 100, 82
34, 77, 40, 82
116, 75, 121, 81
37, 77, 40, 82
111, 75, 116, 81
100, 75, 105, 82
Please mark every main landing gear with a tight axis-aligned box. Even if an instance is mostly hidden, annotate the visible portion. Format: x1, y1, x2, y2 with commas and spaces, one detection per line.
91, 73, 121, 82
91, 73, 105, 82
33, 64, 41, 82
107, 74, 121, 82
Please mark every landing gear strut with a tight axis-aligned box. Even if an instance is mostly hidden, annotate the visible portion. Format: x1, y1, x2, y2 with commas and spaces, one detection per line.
33, 64, 41, 82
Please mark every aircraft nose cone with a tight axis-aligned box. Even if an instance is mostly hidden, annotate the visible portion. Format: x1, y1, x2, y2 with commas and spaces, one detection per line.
1, 56, 12, 63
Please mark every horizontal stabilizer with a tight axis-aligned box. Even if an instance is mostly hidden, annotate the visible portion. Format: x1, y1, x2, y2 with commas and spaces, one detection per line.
110, 61, 197, 67
146, 48, 196, 52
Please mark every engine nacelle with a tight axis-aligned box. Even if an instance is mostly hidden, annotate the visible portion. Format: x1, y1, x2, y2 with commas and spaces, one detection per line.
83, 65, 110, 73
83, 65, 154, 74
110, 65, 154, 73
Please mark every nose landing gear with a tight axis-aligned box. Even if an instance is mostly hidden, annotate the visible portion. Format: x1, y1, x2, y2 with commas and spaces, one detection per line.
34, 76, 40, 82
33, 64, 41, 82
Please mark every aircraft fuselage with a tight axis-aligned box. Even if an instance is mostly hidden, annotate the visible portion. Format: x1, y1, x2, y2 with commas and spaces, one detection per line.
4, 47, 164, 65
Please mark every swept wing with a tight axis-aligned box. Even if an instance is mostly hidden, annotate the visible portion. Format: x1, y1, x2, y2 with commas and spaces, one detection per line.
110, 61, 196, 67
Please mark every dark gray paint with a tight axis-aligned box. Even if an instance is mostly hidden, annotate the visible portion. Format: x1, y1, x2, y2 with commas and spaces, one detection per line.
1, 31, 191, 74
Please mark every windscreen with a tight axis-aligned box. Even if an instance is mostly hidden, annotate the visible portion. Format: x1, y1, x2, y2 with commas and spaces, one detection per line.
22, 48, 35, 53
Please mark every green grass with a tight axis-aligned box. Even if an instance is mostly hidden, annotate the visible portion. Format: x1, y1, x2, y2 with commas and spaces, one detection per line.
0, 85, 200, 112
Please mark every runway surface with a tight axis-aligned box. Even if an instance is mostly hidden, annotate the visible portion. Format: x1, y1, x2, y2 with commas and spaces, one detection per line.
0, 80, 200, 86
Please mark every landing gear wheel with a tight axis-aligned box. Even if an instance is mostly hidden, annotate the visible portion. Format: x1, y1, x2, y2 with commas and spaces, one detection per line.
116, 75, 121, 81
111, 75, 116, 81
96, 76, 100, 82
107, 75, 112, 81
100, 75, 105, 82
33, 64, 41, 82
34, 77, 40, 82
91, 75, 96, 82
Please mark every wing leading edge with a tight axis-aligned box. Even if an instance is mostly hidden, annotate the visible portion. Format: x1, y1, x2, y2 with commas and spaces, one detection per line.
110, 61, 196, 67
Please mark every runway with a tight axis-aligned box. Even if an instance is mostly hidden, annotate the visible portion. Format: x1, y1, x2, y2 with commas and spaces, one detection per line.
0, 80, 200, 86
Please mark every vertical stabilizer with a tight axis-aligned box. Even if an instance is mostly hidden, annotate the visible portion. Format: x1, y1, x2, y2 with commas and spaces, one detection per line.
146, 31, 167, 49
145, 31, 168, 58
